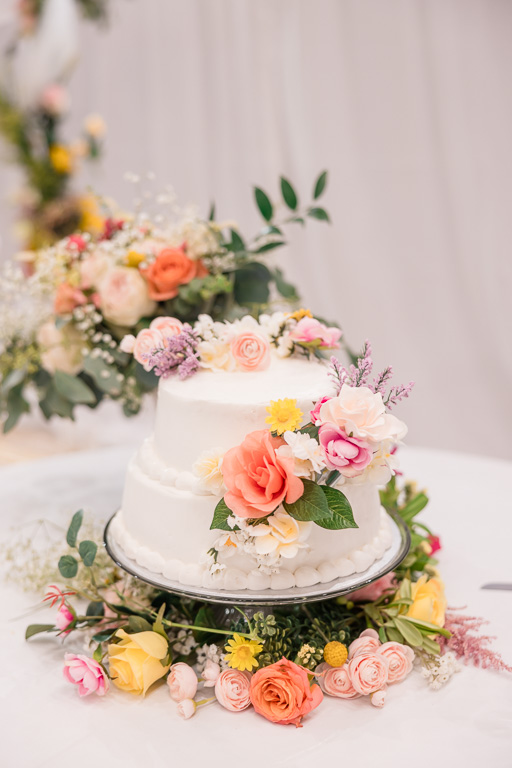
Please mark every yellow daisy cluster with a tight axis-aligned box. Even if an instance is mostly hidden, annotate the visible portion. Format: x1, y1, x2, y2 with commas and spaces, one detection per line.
265, 398, 303, 435
224, 633, 263, 672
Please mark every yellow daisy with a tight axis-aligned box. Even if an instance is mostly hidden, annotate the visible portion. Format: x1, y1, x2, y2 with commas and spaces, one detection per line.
224, 634, 263, 672
265, 398, 303, 435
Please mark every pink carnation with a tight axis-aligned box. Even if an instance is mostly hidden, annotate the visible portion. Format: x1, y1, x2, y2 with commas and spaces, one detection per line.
231, 332, 270, 372
315, 662, 360, 699
347, 652, 389, 695
318, 423, 373, 476
63, 654, 109, 697
348, 628, 381, 659
377, 642, 414, 684
215, 669, 252, 712
289, 317, 342, 349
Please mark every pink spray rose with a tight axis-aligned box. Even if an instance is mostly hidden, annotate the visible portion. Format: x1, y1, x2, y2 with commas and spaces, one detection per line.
315, 662, 361, 699
230, 332, 271, 372
348, 572, 396, 602
55, 604, 74, 635
309, 395, 332, 425
133, 328, 164, 370
54, 282, 87, 315
348, 628, 381, 659
377, 642, 414, 684
215, 669, 252, 712
149, 316, 183, 339
289, 317, 342, 349
318, 423, 373, 476
177, 699, 196, 719
347, 652, 389, 696
370, 688, 387, 708
167, 663, 198, 702
63, 653, 109, 697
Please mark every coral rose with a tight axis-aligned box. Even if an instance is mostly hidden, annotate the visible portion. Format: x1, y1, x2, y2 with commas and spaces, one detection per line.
63, 654, 109, 697
54, 282, 87, 315
315, 662, 360, 699
348, 628, 381, 659
250, 658, 323, 726
142, 246, 207, 301
222, 430, 304, 518
377, 642, 415, 684
98, 266, 156, 326
347, 652, 389, 695
318, 423, 373, 476
215, 669, 252, 712
167, 662, 198, 702
108, 629, 169, 696
231, 332, 270, 371
407, 575, 447, 628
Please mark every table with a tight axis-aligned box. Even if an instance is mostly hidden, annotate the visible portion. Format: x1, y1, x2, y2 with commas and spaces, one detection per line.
1, 445, 511, 768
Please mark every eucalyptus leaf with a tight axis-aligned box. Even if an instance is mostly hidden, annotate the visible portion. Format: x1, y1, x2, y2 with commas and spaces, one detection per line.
1, 366, 26, 394
254, 187, 273, 222
53, 370, 96, 405
78, 540, 97, 567
233, 262, 272, 305
307, 206, 330, 222
86, 601, 105, 617
280, 176, 298, 210
3, 383, 30, 433
313, 170, 328, 199
83, 355, 122, 396
39, 382, 74, 420
283, 479, 331, 522
58, 555, 78, 579
66, 509, 83, 548
25, 624, 55, 640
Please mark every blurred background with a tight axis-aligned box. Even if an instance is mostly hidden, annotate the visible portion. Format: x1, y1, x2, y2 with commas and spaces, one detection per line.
0, 0, 511, 461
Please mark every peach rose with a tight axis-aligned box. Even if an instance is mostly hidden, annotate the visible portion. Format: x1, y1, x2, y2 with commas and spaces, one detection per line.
315, 662, 360, 699
215, 669, 252, 712
141, 246, 208, 301
133, 328, 164, 370
377, 642, 414, 684
167, 662, 198, 702
250, 658, 323, 726
149, 316, 183, 339
347, 652, 389, 695
54, 283, 87, 315
230, 332, 270, 372
222, 430, 304, 518
98, 266, 156, 326
348, 628, 381, 659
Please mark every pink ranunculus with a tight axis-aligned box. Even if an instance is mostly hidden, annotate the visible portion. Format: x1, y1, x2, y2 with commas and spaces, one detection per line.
133, 328, 164, 370
377, 642, 415, 684
370, 688, 387, 707
167, 663, 198, 702
149, 316, 183, 341
318, 423, 373, 476
54, 282, 87, 315
347, 652, 389, 696
230, 332, 271, 372
55, 604, 74, 635
348, 572, 396, 602
63, 653, 109, 697
289, 317, 342, 349
214, 669, 252, 711
222, 430, 304, 519
348, 628, 381, 659
315, 662, 361, 699
309, 395, 332, 425
177, 699, 196, 719
202, 659, 221, 688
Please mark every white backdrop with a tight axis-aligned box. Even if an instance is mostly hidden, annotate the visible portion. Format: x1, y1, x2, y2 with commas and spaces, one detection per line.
1, 0, 511, 460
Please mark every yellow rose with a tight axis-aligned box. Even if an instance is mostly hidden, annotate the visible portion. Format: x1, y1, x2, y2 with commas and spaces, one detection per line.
407, 575, 447, 628
108, 629, 170, 696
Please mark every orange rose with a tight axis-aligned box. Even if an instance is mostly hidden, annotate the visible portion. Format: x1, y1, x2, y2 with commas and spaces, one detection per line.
222, 429, 304, 518
141, 246, 207, 301
250, 658, 323, 726
54, 282, 87, 315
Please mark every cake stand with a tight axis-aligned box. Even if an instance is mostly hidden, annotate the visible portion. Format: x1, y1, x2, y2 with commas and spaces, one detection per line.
104, 511, 410, 608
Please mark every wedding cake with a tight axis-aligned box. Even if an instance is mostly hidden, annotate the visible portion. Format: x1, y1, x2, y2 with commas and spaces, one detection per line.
110, 311, 410, 592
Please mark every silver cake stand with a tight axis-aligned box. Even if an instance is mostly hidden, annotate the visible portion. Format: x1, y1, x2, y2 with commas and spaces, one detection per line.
104, 511, 410, 607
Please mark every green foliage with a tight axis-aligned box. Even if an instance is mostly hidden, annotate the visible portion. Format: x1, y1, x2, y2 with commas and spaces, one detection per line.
58, 555, 78, 579
78, 540, 97, 567
313, 170, 328, 199
284, 478, 331, 522
307, 206, 330, 222
25, 624, 56, 640
53, 371, 96, 405
66, 510, 84, 548
316, 486, 357, 530
210, 499, 234, 531
280, 177, 298, 210
254, 187, 273, 221
233, 262, 272, 305
272, 267, 299, 300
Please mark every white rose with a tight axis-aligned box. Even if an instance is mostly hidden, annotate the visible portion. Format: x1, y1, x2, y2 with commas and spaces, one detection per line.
251, 510, 312, 559
197, 339, 235, 372
319, 385, 407, 443
97, 266, 156, 327
193, 448, 225, 494
37, 320, 85, 375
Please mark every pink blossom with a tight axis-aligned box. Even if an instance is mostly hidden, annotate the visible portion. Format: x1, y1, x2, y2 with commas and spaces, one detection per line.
347, 652, 389, 695
120, 334, 136, 354
309, 395, 332, 425
318, 423, 373, 476
215, 669, 252, 711
427, 534, 442, 555
377, 642, 414, 683
202, 659, 221, 688
315, 662, 360, 699
66, 234, 87, 253
149, 316, 184, 340
348, 628, 381, 659
55, 604, 74, 635
370, 688, 387, 707
40, 84, 68, 115
167, 663, 198, 702
63, 653, 109, 697
289, 317, 342, 349
177, 699, 196, 719
133, 328, 164, 370
54, 282, 87, 315
349, 572, 396, 602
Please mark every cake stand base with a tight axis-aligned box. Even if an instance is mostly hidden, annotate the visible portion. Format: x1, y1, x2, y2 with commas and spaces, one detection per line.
104, 512, 410, 607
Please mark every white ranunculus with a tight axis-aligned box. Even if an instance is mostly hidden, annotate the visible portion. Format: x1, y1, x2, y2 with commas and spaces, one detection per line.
318, 385, 407, 443
97, 266, 156, 327
37, 319, 85, 375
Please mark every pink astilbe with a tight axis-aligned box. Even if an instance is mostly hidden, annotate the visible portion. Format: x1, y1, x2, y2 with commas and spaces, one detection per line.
142, 325, 200, 380
439, 612, 512, 673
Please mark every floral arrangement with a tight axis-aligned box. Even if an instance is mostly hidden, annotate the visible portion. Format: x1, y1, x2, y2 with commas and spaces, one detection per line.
24, 479, 511, 726
0, 174, 333, 432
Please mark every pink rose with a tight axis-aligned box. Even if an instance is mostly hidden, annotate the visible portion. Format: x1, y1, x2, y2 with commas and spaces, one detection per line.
377, 642, 414, 684
222, 430, 304, 518
177, 699, 196, 719
310, 395, 332, 425
348, 572, 396, 602
63, 653, 109, 697
230, 332, 270, 372
347, 652, 389, 695
98, 266, 156, 326
202, 659, 221, 688
215, 669, 252, 711
167, 662, 198, 702
289, 317, 342, 349
133, 328, 164, 370
370, 688, 387, 707
348, 628, 381, 659
315, 662, 360, 699
54, 282, 87, 315
55, 604, 74, 635
318, 423, 373, 476
149, 316, 183, 340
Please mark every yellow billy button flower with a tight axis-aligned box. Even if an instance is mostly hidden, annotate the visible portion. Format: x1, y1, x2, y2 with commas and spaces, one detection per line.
265, 398, 303, 435
323, 641, 348, 667
288, 308, 313, 321
49, 144, 73, 174
108, 629, 170, 696
224, 633, 263, 672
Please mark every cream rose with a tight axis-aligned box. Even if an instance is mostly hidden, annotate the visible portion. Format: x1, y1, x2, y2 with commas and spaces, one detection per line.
251, 510, 312, 559
98, 266, 156, 326
37, 320, 85, 375
197, 338, 235, 372
193, 448, 225, 494
318, 385, 407, 444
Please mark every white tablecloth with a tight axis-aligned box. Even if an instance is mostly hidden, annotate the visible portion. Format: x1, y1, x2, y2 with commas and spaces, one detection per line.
1, 446, 511, 768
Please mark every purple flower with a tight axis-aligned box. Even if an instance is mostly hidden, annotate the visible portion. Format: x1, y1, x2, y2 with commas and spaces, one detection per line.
142, 324, 200, 380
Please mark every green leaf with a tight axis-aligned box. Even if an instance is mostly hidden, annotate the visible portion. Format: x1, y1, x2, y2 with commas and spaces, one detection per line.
378, 627, 387, 643
253, 240, 286, 254
283, 478, 331, 522
152, 603, 168, 640
25, 624, 55, 640
400, 493, 429, 523
313, 170, 328, 199
400, 616, 451, 638
210, 498, 234, 531
421, 636, 441, 655
394, 617, 423, 646
280, 176, 298, 210
385, 627, 404, 643
228, 228, 246, 252
92, 630, 116, 643
93, 645, 104, 663
233, 262, 272, 305
1, 367, 26, 395
66, 510, 83, 548
83, 355, 123, 396
208, 202, 216, 221
272, 267, 299, 300
58, 555, 78, 579
39, 381, 75, 420
307, 206, 330, 222
133, 361, 158, 393
3, 383, 30, 433
316, 486, 358, 530
53, 371, 96, 405
192, 605, 218, 642
254, 186, 273, 222
86, 601, 104, 617
299, 423, 319, 440
78, 540, 97, 567
128, 616, 153, 633
257, 225, 283, 237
